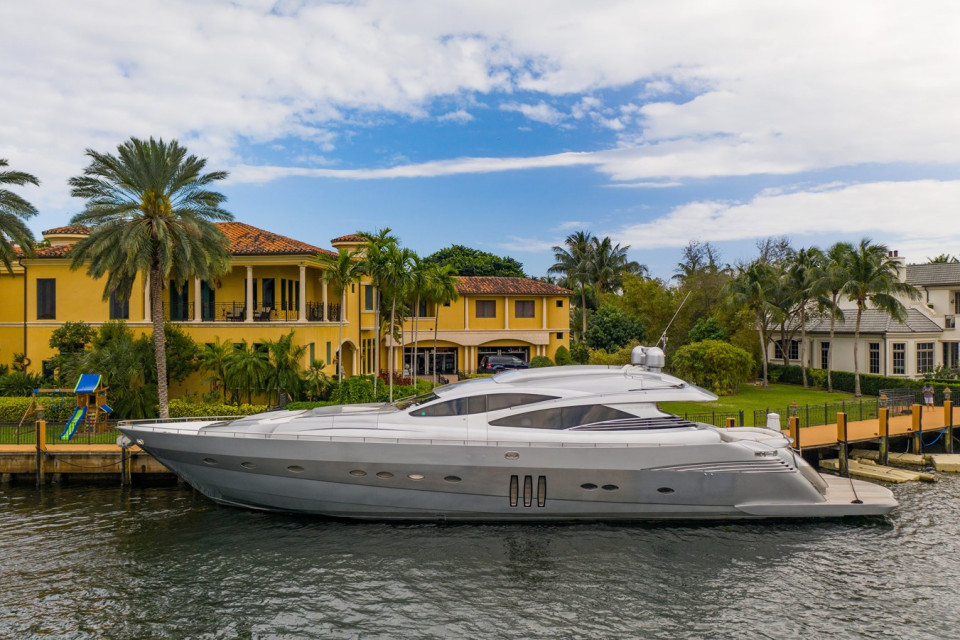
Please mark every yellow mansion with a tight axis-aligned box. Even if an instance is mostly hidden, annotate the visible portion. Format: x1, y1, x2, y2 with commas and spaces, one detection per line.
0, 223, 572, 388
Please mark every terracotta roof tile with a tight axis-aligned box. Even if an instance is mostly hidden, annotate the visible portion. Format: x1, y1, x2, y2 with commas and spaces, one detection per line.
12, 244, 74, 258
455, 276, 573, 296
43, 225, 90, 235
216, 222, 335, 256
331, 234, 366, 244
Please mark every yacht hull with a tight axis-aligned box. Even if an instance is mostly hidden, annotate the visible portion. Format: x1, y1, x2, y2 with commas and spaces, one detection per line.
122, 426, 897, 521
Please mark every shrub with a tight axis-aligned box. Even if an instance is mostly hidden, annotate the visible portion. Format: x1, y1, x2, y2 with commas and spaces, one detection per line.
285, 400, 338, 411
553, 345, 572, 366
167, 399, 267, 418
530, 356, 554, 368
765, 363, 949, 397
0, 372, 43, 397
587, 342, 637, 366
569, 341, 590, 364
331, 376, 376, 404
0, 396, 76, 423
584, 304, 646, 352
671, 340, 754, 395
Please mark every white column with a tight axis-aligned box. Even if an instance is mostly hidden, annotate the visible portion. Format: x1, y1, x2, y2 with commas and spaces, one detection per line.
298, 264, 307, 322
143, 276, 151, 320
464, 297, 469, 330
504, 296, 509, 330
245, 266, 253, 322
542, 298, 547, 330
321, 277, 328, 321
193, 278, 202, 322
353, 346, 359, 376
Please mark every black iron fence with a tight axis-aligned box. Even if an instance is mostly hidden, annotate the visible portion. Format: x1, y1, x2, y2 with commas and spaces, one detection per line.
163, 301, 341, 322
679, 411, 745, 427
0, 421, 123, 445
754, 398, 882, 429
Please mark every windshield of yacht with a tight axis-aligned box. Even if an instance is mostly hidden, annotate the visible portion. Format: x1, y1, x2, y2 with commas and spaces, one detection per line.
393, 392, 440, 410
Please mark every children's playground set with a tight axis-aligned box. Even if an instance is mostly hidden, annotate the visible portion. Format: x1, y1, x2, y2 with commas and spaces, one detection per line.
19, 374, 112, 441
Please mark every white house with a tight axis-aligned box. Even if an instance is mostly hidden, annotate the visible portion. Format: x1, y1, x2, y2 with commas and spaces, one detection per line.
769, 252, 960, 378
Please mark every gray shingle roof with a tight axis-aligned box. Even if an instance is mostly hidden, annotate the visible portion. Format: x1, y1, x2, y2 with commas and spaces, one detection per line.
805, 308, 942, 334
905, 263, 960, 287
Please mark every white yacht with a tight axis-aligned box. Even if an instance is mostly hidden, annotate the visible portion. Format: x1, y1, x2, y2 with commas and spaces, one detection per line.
119, 347, 896, 521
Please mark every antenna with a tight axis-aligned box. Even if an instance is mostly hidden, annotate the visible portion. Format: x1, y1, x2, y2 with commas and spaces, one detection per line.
657, 290, 692, 350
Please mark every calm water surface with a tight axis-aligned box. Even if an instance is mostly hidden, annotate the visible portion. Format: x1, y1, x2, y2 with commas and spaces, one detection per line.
1, 478, 958, 639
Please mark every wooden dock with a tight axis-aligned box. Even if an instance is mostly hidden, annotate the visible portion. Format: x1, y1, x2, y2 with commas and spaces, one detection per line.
779, 403, 959, 449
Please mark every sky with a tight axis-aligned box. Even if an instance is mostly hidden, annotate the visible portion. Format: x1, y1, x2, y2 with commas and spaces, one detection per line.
2, 0, 959, 280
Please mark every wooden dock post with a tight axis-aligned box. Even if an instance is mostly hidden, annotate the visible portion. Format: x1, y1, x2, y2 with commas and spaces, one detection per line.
945, 401, 954, 454
725, 417, 736, 428
912, 403, 922, 454
837, 412, 848, 477
789, 416, 800, 450
878, 408, 889, 466
35, 417, 47, 487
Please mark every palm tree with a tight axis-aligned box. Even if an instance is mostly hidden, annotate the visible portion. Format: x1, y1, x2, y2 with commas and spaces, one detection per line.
359, 228, 399, 397
263, 331, 306, 405
303, 359, 331, 401
549, 231, 594, 340
812, 242, 854, 392
840, 239, 921, 396
68, 137, 233, 418
591, 236, 645, 294
723, 260, 779, 387
407, 254, 430, 383
379, 244, 415, 401
224, 340, 270, 405
786, 248, 823, 387
0, 158, 40, 273
198, 337, 233, 402
425, 263, 460, 385
318, 248, 363, 383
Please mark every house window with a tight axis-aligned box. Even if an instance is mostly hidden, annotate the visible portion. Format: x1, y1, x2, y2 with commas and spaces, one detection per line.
820, 342, 830, 370
774, 340, 799, 360
200, 281, 215, 321
476, 300, 496, 318
893, 343, 906, 375
869, 343, 880, 374
36, 278, 56, 319
917, 342, 935, 374
109, 291, 129, 320
556, 332, 564, 340
326, 341, 332, 365
169, 281, 189, 321
954, 291, 960, 314
515, 300, 535, 318
364, 285, 374, 311
556, 300, 563, 308
261, 278, 275, 309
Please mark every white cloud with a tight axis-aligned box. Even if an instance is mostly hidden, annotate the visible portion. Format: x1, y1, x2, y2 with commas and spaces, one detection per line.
612, 180, 960, 252
437, 109, 474, 123
499, 101, 565, 125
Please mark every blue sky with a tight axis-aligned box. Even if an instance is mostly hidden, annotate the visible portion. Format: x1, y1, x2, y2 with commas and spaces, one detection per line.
2, 1, 959, 279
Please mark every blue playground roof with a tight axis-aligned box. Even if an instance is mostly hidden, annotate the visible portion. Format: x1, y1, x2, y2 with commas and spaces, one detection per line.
74, 374, 102, 394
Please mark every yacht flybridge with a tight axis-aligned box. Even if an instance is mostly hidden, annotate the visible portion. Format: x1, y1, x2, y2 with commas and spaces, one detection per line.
119, 346, 896, 521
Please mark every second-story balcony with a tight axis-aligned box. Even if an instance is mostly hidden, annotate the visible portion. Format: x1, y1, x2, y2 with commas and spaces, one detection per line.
165, 302, 342, 322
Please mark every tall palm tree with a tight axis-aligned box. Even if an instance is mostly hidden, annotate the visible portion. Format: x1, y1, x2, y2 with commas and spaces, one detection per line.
786, 247, 823, 387
407, 254, 430, 383
359, 228, 399, 397
224, 340, 270, 405
723, 260, 780, 387
549, 231, 594, 340
840, 239, 921, 396
68, 137, 233, 418
379, 244, 415, 401
198, 337, 233, 402
812, 242, 854, 392
591, 236, 645, 294
425, 263, 460, 385
0, 158, 40, 273
263, 331, 307, 405
318, 248, 363, 383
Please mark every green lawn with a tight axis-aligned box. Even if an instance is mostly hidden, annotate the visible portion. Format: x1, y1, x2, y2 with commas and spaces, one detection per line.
661, 383, 863, 426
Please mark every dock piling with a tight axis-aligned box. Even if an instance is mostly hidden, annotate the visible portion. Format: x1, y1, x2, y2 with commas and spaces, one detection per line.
725, 417, 736, 428
878, 408, 889, 466
789, 416, 800, 450
945, 401, 954, 454
912, 403, 922, 455
837, 412, 848, 477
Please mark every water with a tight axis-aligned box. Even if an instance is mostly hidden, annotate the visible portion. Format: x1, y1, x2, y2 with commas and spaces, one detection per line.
1, 479, 958, 639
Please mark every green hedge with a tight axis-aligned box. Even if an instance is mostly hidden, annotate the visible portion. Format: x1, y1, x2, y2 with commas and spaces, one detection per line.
285, 401, 338, 411
767, 364, 959, 397
0, 397, 76, 423
167, 399, 267, 418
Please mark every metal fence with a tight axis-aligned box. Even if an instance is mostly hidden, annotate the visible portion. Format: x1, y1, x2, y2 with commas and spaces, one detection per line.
679, 411, 745, 427
0, 421, 123, 446
754, 398, 881, 429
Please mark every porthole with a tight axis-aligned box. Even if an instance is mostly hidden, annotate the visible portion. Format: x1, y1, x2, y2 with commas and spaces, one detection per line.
202, 458, 217, 465
376, 471, 394, 479
240, 461, 256, 470
504, 451, 520, 460
602, 484, 619, 491
444, 475, 462, 483
287, 465, 305, 473
580, 483, 598, 490
349, 470, 367, 477
408, 473, 425, 481
657, 487, 675, 494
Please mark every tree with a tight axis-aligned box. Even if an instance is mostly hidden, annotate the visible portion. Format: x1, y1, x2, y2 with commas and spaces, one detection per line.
0, 158, 40, 273
407, 254, 431, 383
928, 254, 957, 264
303, 359, 332, 401
198, 337, 233, 402
812, 242, 853, 392
68, 137, 233, 419
359, 228, 399, 397
584, 304, 646, 352
424, 262, 459, 384
49, 321, 96, 354
163, 322, 199, 384
263, 331, 306, 405
840, 239, 921, 396
785, 247, 823, 387
723, 260, 779, 386
591, 236, 645, 293
687, 317, 728, 343
379, 244, 415, 401
671, 340, 754, 395
550, 231, 595, 340
553, 345, 572, 366
318, 248, 363, 383
423, 245, 525, 277
224, 340, 269, 405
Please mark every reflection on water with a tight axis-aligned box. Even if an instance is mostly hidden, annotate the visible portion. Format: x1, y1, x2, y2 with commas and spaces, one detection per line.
0, 479, 956, 639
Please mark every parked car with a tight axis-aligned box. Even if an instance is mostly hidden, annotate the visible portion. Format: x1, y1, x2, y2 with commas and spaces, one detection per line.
478, 355, 529, 373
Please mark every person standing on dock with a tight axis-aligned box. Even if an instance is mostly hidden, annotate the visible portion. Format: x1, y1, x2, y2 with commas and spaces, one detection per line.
923, 382, 935, 411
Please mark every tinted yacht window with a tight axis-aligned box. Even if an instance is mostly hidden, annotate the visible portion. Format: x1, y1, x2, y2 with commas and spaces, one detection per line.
411, 393, 556, 417
413, 398, 468, 417
486, 394, 557, 411
489, 405, 635, 429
